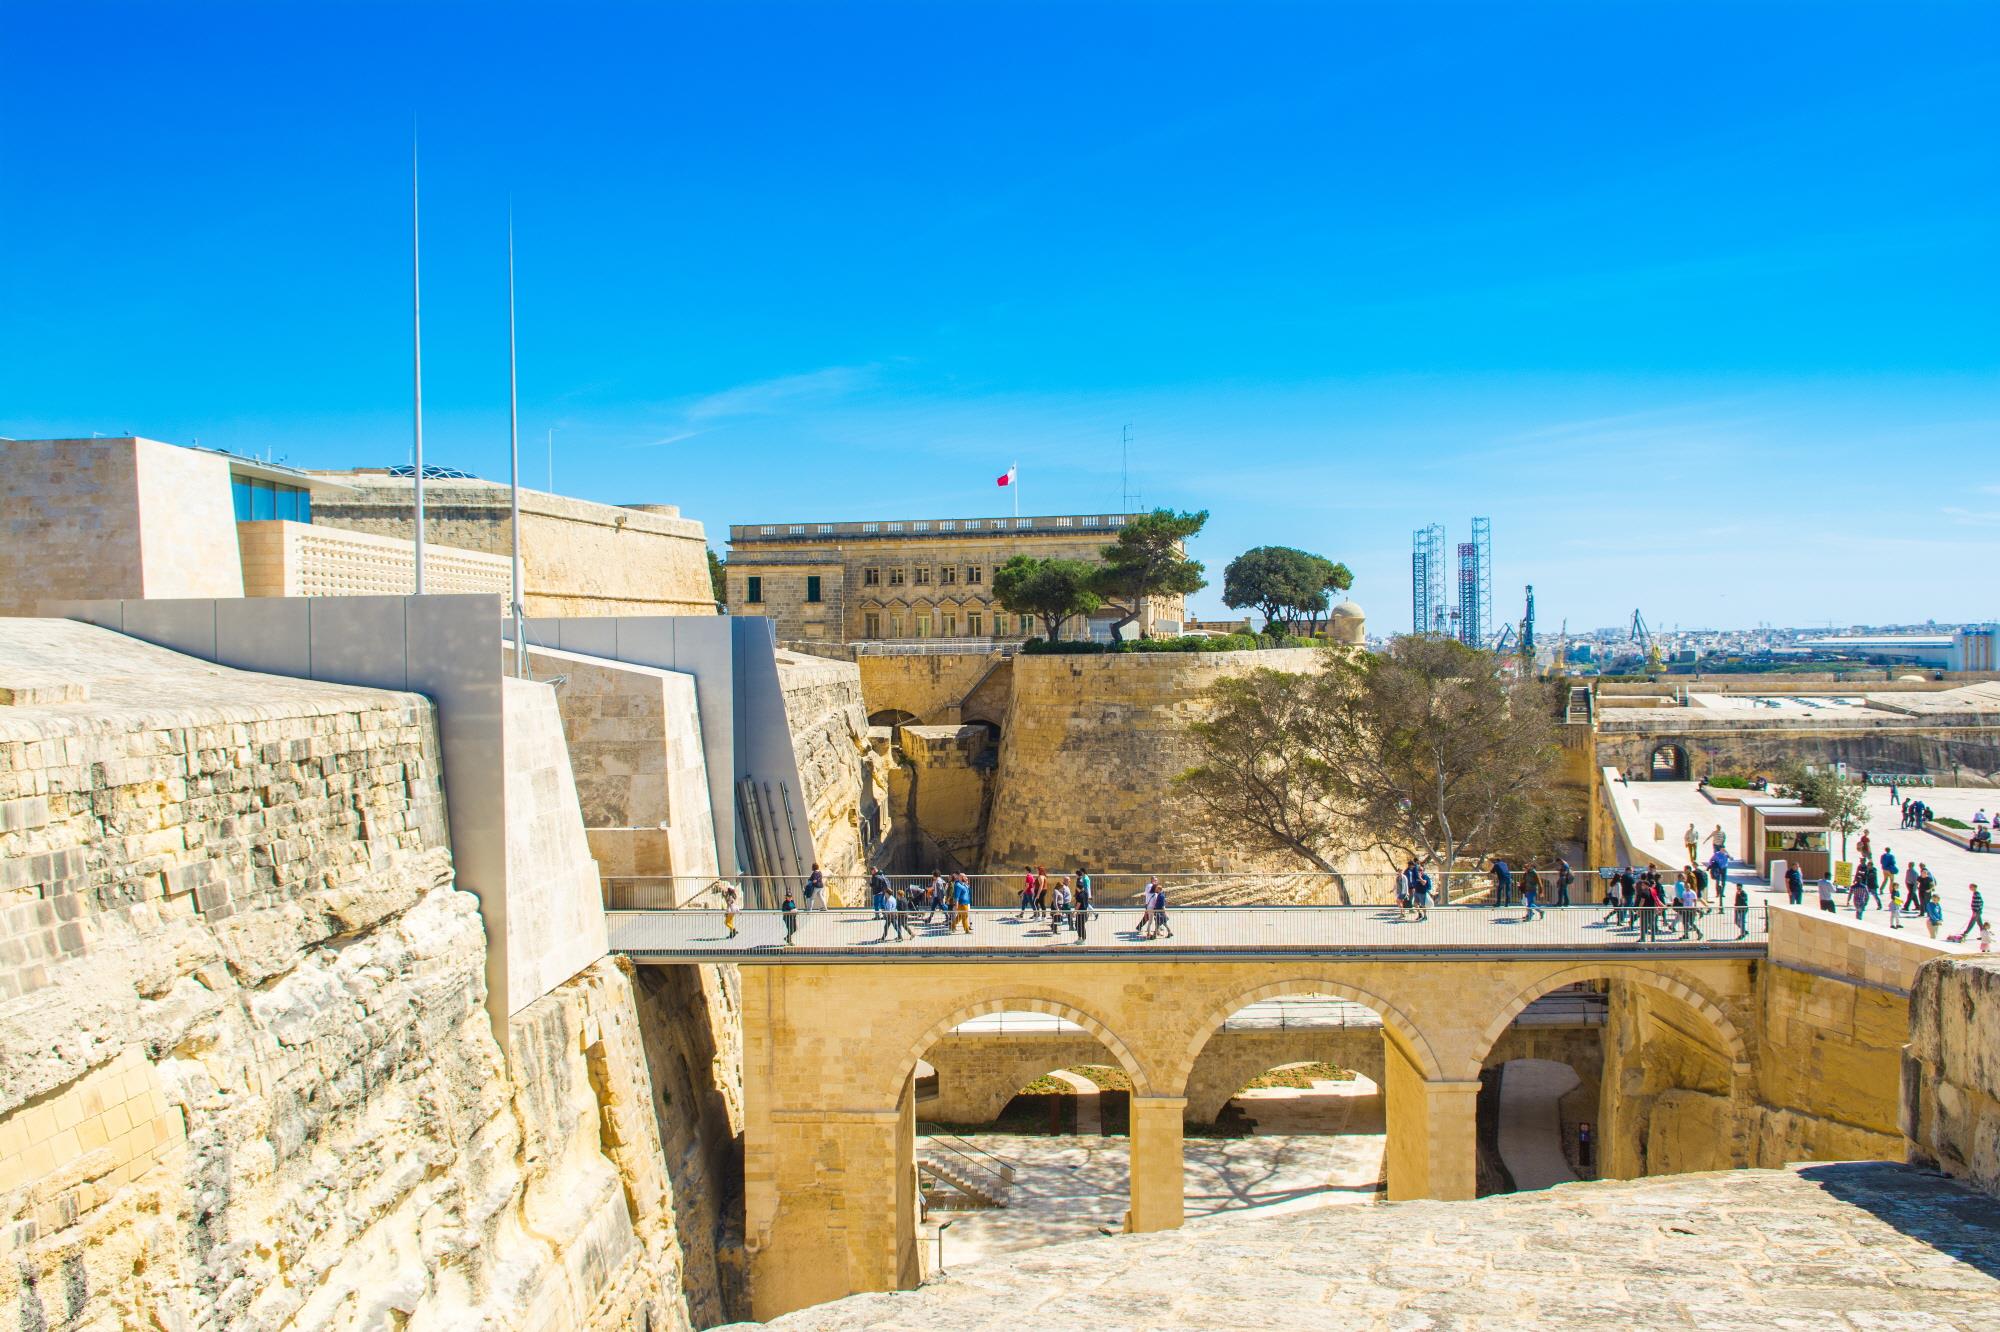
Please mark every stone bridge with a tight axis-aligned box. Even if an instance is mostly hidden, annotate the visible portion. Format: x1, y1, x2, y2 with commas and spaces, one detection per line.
612, 906, 1766, 1319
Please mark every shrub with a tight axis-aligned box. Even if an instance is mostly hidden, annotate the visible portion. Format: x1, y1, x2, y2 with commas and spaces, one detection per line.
1706, 775, 1753, 790
1018, 632, 1320, 655
1936, 816, 1972, 830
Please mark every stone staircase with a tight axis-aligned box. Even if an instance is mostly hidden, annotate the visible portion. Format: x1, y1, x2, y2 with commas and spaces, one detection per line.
918, 1136, 1016, 1210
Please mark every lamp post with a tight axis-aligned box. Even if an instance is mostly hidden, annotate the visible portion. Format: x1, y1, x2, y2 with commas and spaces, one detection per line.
934, 1219, 954, 1276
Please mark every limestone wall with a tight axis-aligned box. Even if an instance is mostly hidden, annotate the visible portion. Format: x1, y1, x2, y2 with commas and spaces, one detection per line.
855, 652, 1011, 724
0, 437, 243, 614
1904, 956, 2000, 1197
896, 725, 993, 870
238, 519, 512, 597
776, 651, 889, 897
983, 649, 1325, 874
0, 625, 740, 1328
310, 476, 717, 618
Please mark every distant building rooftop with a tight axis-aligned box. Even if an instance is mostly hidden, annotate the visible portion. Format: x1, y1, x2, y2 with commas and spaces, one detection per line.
729, 513, 1139, 543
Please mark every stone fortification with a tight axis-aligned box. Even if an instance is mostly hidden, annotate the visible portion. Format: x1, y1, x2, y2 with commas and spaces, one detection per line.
982, 648, 1324, 875
776, 650, 889, 897
310, 474, 717, 618
854, 651, 1011, 725
1905, 954, 2000, 1197
0, 622, 740, 1328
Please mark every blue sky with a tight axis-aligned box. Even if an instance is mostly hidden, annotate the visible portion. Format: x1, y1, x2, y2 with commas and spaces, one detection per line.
3, 1, 1996, 631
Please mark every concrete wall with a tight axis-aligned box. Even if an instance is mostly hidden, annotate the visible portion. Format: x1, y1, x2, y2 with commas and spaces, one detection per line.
983, 648, 1324, 873
0, 437, 243, 613
1904, 956, 2000, 1197
312, 476, 716, 618
501, 676, 612, 1001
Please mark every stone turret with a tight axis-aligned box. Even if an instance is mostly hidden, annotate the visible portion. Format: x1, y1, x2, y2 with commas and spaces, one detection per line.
1329, 597, 1366, 646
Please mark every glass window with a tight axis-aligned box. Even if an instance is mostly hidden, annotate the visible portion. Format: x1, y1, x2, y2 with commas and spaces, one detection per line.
1019, 615, 1034, 635
276, 486, 300, 522
942, 613, 958, 636
1056, 516, 1072, 527
888, 568, 906, 585
232, 474, 253, 520
887, 521, 904, 532
747, 576, 763, 603
913, 567, 932, 584
864, 612, 881, 638
818, 524, 834, 534
967, 613, 983, 636
296, 489, 311, 525
789, 524, 805, 535
913, 521, 929, 532
967, 565, 982, 584
1082, 515, 1099, 526
890, 614, 904, 637
863, 567, 880, 586
940, 566, 956, 584
760, 525, 775, 534
1016, 518, 1033, 529
940, 520, 955, 531
863, 522, 880, 533
250, 479, 277, 521
806, 575, 822, 603
915, 616, 931, 638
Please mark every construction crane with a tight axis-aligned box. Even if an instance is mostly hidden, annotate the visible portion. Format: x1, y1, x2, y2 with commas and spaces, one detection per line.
1630, 609, 1651, 646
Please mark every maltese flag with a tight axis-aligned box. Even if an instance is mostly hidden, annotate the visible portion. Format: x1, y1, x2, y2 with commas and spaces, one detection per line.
996, 465, 1016, 487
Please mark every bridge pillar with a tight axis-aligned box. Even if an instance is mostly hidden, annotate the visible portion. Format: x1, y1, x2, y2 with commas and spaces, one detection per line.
1383, 1035, 1478, 1201
1125, 1096, 1187, 1232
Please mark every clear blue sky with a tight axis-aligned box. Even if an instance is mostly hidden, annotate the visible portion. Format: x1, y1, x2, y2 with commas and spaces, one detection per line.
4, 2, 1996, 632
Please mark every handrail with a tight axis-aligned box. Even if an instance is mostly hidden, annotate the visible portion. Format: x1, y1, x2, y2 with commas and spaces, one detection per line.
918, 1132, 1016, 1187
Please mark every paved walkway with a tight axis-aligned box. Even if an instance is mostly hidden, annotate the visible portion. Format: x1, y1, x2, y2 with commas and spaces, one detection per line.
1495, 1059, 1580, 1192
734, 1162, 2000, 1330
1606, 778, 1989, 954
607, 903, 1769, 960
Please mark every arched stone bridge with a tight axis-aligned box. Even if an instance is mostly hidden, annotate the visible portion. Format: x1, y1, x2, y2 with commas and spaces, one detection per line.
611, 908, 1766, 1320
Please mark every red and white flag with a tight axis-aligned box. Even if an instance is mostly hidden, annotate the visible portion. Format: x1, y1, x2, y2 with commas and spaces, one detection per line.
996, 465, 1016, 487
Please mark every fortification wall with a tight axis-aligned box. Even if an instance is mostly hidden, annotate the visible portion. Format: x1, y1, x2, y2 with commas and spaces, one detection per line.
983, 649, 1324, 874
1593, 719, 2000, 786
776, 651, 889, 898
0, 628, 741, 1329
855, 652, 1010, 724
1904, 955, 2000, 1197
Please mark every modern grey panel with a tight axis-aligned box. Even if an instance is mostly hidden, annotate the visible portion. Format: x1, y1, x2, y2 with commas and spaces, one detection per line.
118, 599, 218, 661
308, 597, 409, 692
553, 616, 618, 660
213, 598, 312, 678
40, 600, 124, 632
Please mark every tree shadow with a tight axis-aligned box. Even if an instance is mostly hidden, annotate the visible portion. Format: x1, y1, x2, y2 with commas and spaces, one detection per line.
1797, 1162, 2000, 1280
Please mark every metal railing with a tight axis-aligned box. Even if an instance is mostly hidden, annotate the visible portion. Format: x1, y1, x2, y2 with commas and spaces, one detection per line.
605, 903, 1771, 959
591, 869, 1622, 911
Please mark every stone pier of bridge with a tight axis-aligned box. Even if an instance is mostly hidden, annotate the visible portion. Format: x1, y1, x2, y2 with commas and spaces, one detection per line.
737, 954, 1757, 1320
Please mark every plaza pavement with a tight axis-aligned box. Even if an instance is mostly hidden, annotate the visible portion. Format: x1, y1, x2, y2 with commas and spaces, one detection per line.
1608, 778, 1992, 951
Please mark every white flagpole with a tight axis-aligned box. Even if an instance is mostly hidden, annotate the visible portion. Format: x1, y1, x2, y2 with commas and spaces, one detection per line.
508, 205, 525, 678
1012, 461, 1019, 518
411, 131, 427, 595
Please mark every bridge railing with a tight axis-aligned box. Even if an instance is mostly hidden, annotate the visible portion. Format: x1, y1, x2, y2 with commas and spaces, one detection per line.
605, 903, 1770, 956
597, 869, 1631, 911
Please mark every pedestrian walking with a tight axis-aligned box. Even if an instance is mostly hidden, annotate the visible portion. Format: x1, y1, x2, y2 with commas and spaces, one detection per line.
1707, 845, 1729, 893
1684, 823, 1700, 865
1490, 857, 1515, 908
1521, 864, 1544, 921
804, 864, 826, 912
1786, 863, 1805, 907
951, 873, 974, 934
1152, 880, 1174, 938
781, 889, 799, 946
869, 868, 891, 919
1817, 876, 1838, 914
1678, 877, 1704, 939
1949, 884, 1986, 944
1926, 894, 1945, 939
1074, 875, 1091, 944
1555, 857, 1575, 908
1734, 883, 1751, 939
722, 881, 740, 939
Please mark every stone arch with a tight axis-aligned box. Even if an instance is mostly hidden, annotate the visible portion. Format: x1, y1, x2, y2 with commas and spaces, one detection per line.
1174, 976, 1444, 1090
1649, 743, 1689, 781
885, 989, 1154, 1106
1463, 963, 1748, 1082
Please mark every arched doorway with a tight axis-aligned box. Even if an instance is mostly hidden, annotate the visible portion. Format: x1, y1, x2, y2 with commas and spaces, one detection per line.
1650, 743, 1690, 781
870, 708, 918, 746
903, 1004, 1141, 1270
1179, 982, 1441, 1210
1471, 968, 1746, 1184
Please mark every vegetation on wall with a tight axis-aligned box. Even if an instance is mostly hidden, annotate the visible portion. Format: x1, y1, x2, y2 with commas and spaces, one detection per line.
1020, 632, 1316, 655
992, 555, 1104, 641
1176, 636, 1562, 889
1220, 545, 1353, 636
1089, 508, 1210, 638
707, 548, 727, 605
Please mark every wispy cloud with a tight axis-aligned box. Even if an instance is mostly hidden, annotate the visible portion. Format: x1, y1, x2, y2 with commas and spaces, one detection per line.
632, 429, 705, 449
1942, 505, 2000, 527
683, 364, 882, 423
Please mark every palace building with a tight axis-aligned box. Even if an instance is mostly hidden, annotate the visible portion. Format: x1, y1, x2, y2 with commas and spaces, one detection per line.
724, 511, 1187, 644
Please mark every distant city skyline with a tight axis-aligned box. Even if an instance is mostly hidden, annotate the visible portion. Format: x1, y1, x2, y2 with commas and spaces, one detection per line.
3, 2, 1996, 632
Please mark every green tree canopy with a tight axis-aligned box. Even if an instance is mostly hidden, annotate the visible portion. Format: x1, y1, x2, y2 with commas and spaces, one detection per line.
1090, 508, 1209, 639
707, 548, 727, 606
1176, 636, 1564, 895
1774, 763, 1870, 861
992, 555, 1104, 642
1223, 545, 1346, 636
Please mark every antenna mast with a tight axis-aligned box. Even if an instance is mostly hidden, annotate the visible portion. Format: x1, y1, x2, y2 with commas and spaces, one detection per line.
411, 130, 427, 593
507, 208, 525, 678
1120, 423, 1141, 511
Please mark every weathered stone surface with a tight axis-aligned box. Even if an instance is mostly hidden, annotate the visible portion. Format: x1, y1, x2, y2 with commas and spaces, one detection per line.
730, 1164, 2000, 1331
1906, 955, 2000, 1198
777, 650, 889, 896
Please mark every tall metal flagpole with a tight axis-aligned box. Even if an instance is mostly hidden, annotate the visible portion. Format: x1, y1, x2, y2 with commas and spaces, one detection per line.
411, 132, 427, 594
508, 207, 526, 678
1013, 461, 1019, 518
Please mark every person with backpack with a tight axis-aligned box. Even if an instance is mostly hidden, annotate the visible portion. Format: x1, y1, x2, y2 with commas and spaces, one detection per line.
1412, 865, 1433, 922
1786, 863, 1805, 906
1733, 883, 1751, 940
1554, 857, 1575, 908
1520, 863, 1544, 922
1150, 879, 1174, 939
803, 864, 826, 912
781, 888, 800, 946
721, 881, 741, 939
868, 869, 891, 919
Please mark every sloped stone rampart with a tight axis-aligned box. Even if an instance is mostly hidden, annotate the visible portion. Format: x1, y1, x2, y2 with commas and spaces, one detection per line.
1905, 955, 2000, 1197
0, 621, 735, 1329
777, 651, 888, 896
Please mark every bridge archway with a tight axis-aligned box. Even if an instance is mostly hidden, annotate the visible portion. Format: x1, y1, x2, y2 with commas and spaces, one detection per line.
1179, 976, 1444, 1084
890, 991, 1154, 1106
1465, 964, 1747, 1081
